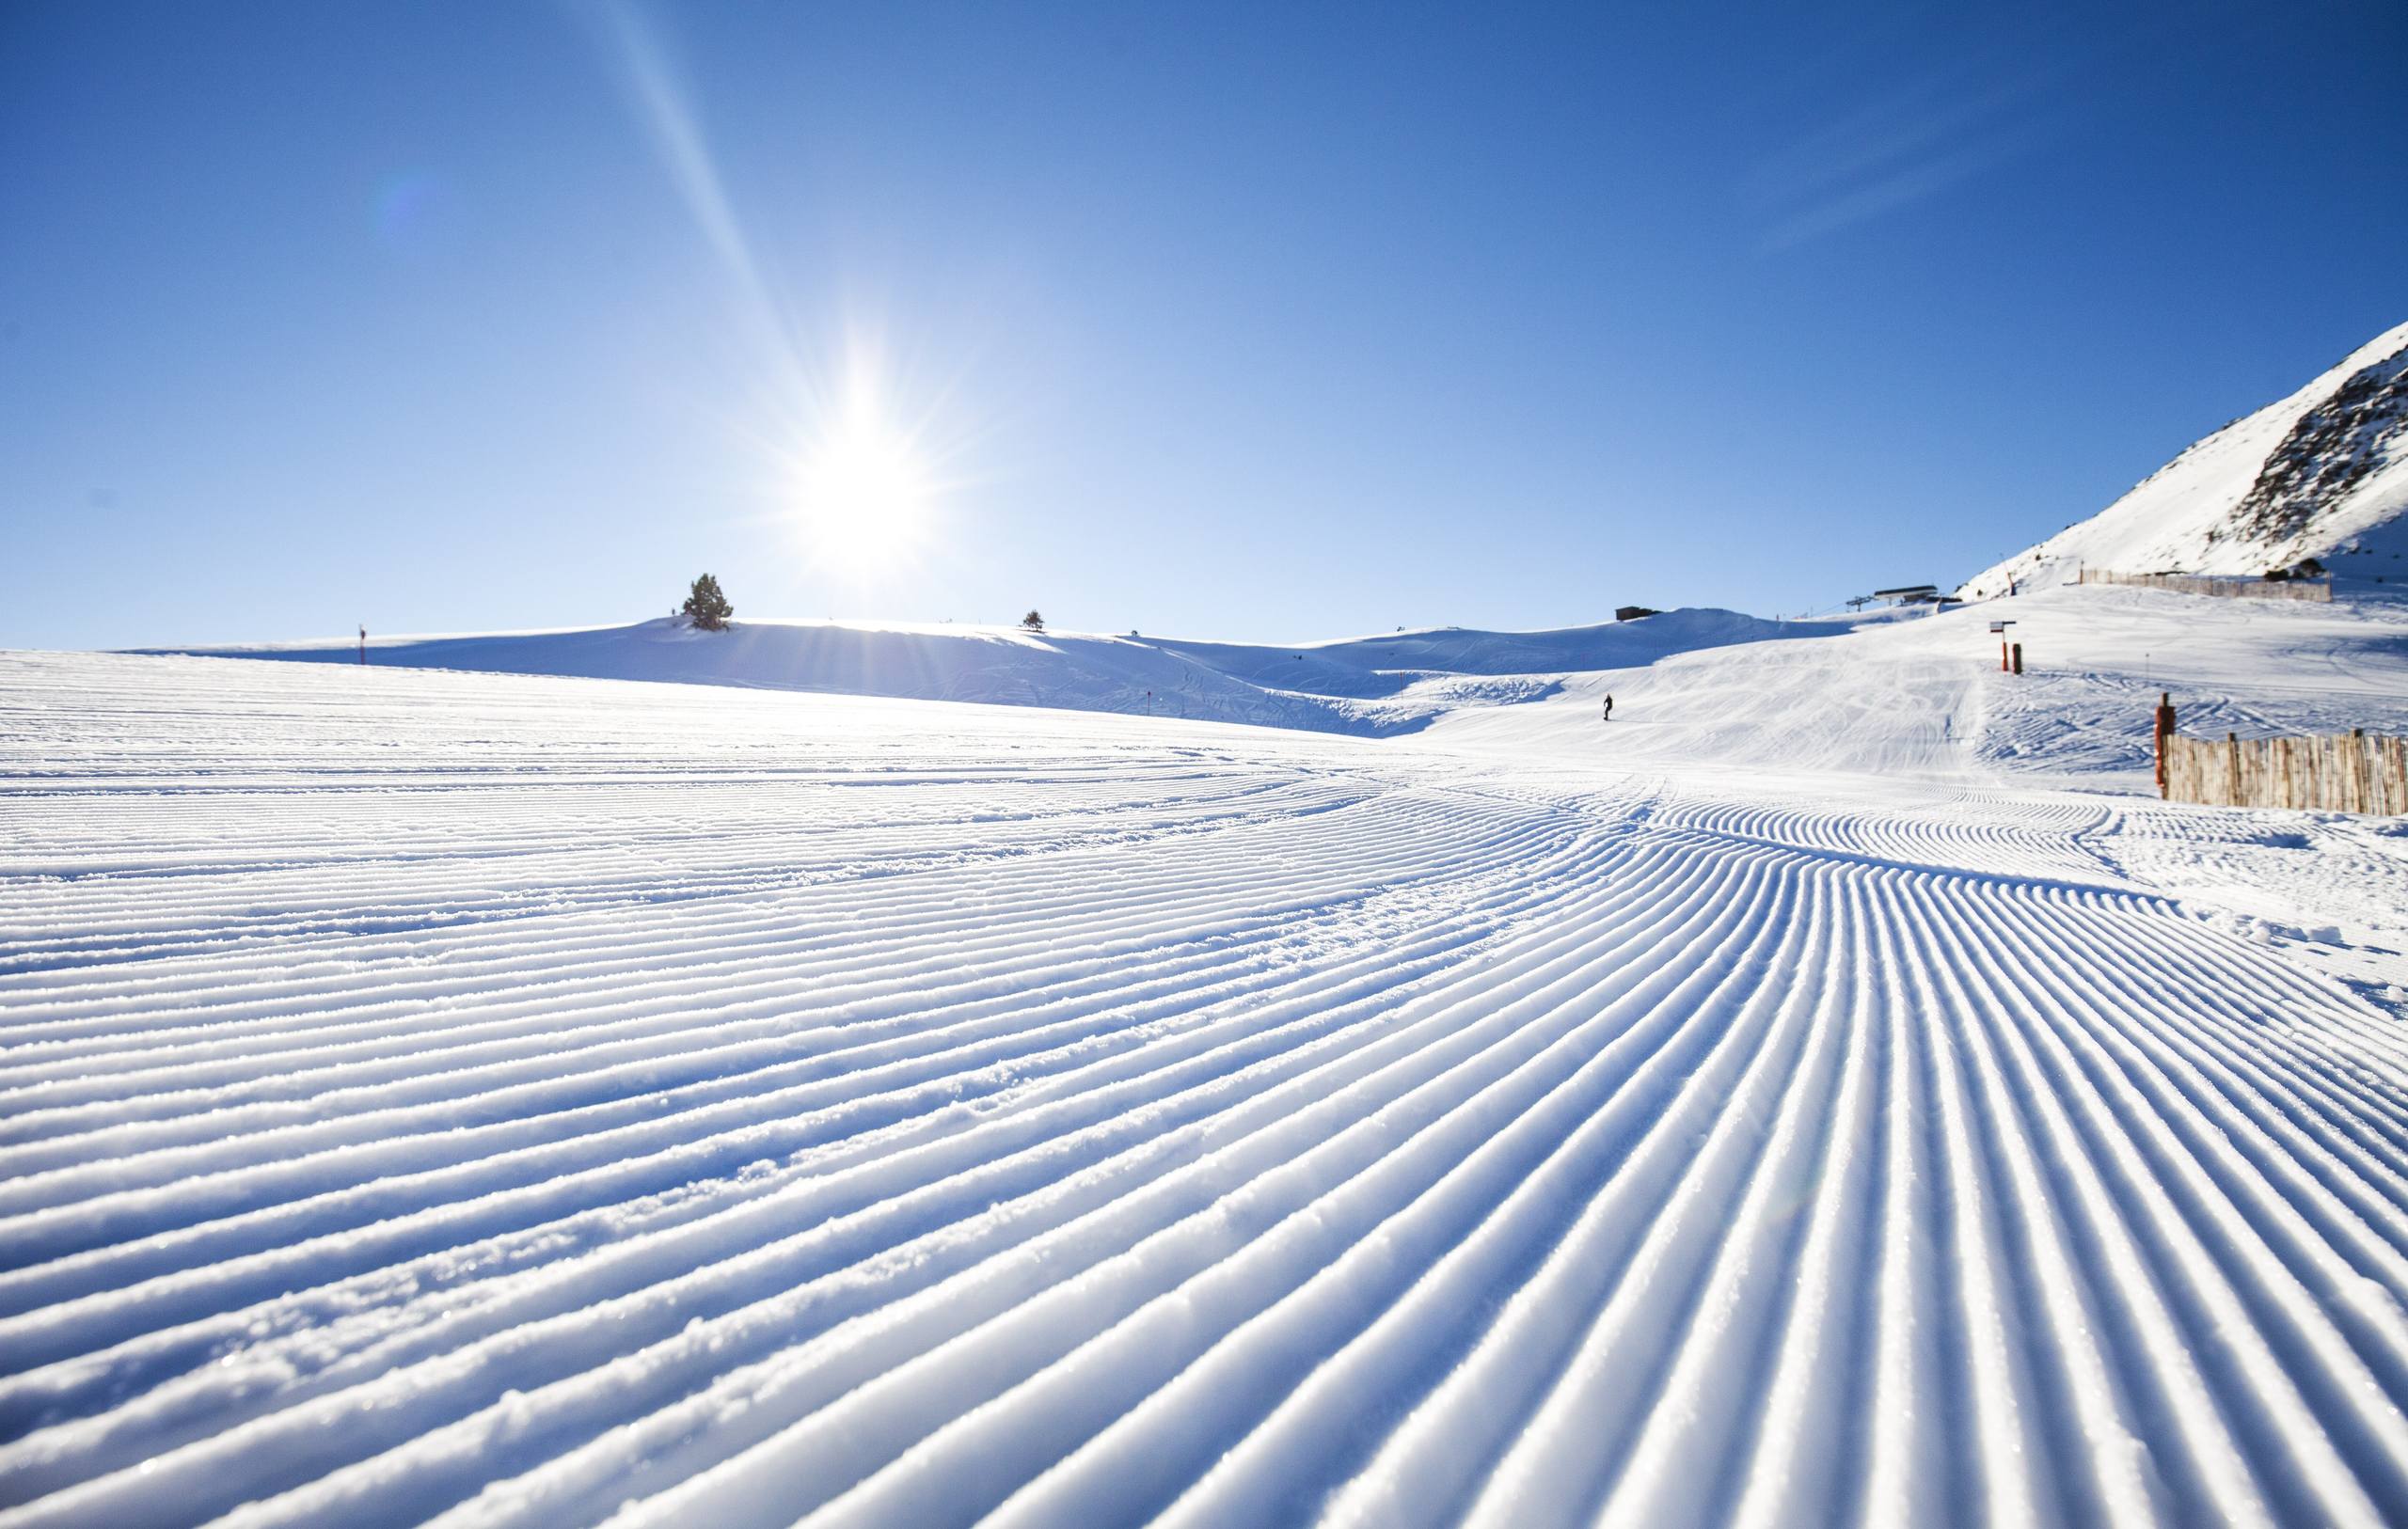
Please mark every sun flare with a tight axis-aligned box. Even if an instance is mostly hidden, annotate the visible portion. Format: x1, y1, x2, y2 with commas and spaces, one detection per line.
791, 409, 933, 574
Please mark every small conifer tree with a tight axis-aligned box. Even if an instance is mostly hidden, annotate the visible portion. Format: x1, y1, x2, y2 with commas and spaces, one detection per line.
1021, 609, 1045, 633
682, 574, 734, 631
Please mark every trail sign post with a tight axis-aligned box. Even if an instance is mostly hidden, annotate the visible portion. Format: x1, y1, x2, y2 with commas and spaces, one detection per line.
1990, 620, 2016, 671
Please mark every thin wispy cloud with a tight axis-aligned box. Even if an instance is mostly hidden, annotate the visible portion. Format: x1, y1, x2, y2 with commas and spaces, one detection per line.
1743, 47, 2082, 251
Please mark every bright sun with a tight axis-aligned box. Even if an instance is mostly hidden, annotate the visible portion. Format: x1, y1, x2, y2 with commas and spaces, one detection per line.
792, 410, 934, 575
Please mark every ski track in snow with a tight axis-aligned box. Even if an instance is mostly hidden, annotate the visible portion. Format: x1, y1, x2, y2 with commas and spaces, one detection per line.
6, 649, 2408, 1527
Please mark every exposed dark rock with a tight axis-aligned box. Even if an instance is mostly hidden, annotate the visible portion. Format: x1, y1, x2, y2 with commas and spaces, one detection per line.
2228, 343, 2408, 549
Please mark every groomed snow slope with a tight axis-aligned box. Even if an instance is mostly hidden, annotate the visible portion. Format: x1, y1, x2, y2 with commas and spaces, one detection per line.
1428, 583, 2408, 784
7, 587, 2408, 1527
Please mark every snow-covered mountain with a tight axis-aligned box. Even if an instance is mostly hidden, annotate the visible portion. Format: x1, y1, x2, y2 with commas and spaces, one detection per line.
1958, 319, 2408, 596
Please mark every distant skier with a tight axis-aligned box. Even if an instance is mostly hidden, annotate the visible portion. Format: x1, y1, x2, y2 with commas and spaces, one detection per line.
1601, 694, 1614, 722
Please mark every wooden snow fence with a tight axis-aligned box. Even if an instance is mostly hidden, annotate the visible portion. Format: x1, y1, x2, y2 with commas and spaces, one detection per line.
2162, 728, 2408, 814
2078, 568, 2333, 603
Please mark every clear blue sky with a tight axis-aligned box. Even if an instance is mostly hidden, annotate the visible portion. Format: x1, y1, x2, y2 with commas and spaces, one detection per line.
4, 0, 2402, 648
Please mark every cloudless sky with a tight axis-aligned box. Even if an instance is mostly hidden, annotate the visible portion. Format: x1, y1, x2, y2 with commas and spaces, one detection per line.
3, 0, 2403, 648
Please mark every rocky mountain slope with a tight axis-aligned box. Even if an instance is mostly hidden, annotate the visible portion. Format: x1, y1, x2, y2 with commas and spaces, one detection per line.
1958, 320, 2408, 595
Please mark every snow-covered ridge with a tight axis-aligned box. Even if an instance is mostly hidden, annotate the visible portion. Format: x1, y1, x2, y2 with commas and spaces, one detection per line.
144, 608, 1843, 736
1959, 319, 2408, 596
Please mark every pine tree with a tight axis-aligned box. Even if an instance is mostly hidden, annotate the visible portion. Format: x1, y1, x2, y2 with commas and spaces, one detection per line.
1021, 609, 1045, 633
682, 574, 734, 631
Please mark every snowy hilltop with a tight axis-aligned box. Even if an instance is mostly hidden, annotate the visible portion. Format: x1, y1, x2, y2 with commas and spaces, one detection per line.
1958, 318, 2408, 596
147, 608, 1840, 737
138, 581, 2408, 795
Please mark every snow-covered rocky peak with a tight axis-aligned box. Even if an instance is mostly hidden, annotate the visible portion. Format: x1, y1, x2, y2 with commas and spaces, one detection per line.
1958, 319, 2408, 596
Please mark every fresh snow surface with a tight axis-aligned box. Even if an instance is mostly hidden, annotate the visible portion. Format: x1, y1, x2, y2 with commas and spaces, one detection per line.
9, 582, 2408, 1527
1956, 320, 2408, 597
